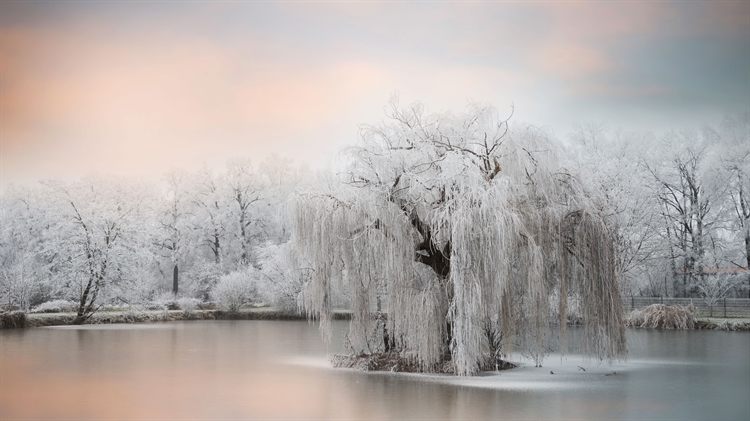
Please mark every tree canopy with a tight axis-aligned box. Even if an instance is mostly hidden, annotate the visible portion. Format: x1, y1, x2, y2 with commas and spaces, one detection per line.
289, 99, 627, 375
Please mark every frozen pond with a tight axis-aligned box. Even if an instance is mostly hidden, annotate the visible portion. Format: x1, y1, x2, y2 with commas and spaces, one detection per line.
1, 320, 748, 420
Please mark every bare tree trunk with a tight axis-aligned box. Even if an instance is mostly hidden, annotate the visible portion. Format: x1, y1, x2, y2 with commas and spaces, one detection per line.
239, 211, 248, 264
173, 264, 179, 294
74, 279, 94, 324
212, 232, 221, 264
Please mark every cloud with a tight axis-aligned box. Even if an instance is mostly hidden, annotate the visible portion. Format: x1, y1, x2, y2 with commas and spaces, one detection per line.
530, 43, 614, 79
568, 83, 671, 100
1, 1, 747, 184
535, 2, 675, 39
0, 22, 391, 180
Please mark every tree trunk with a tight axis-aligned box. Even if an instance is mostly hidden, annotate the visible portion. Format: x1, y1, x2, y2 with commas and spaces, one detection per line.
74, 278, 94, 325
173, 264, 179, 294
213, 232, 221, 264
745, 231, 750, 270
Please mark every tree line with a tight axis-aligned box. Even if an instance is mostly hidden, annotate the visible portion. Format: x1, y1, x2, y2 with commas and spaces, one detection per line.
0, 155, 314, 321
568, 114, 749, 299
1, 105, 747, 327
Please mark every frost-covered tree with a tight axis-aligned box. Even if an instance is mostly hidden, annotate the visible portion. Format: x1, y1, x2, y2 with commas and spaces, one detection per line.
645, 130, 729, 297
708, 113, 750, 298
225, 159, 262, 266
192, 167, 228, 266
569, 124, 663, 296
43, 177, 153, 323
0, 186, 54, 310
256, 241, 311, 312
155, 170, 197, 294
695, 272, 742, 316
257, 154, 314, 244
289, 99, 626, 375
714, 114, 750, 270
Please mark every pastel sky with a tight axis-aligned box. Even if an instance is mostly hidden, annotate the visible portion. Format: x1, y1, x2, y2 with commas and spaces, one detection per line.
1, 1, 748, 187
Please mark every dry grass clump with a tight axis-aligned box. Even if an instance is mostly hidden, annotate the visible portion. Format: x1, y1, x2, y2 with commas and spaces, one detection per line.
626, 304, 697, 329
0, 311, 27, 329
26, 314, 76, 327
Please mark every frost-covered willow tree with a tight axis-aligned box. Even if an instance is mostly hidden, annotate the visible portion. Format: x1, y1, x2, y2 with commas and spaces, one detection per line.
289, 99, 626, 375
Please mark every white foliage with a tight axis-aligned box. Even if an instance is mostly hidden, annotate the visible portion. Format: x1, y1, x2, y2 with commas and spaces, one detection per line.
0, 186, 57, 311
150, 291, 180, 311
184, 261, 225, 300
255, 241, 310, 312
696, 273, 742, 314
211, 267, 258, 312
176, 297, 202, 313
41, 176, 155, 321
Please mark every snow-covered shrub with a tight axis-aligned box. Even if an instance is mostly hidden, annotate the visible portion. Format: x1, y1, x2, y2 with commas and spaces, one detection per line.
30, 299, 78, 314
149, 292, 179, 311
176, 297, 201, 314
211, 267, 258, 313
100, 304, 131, 312
185, 261, 224, 301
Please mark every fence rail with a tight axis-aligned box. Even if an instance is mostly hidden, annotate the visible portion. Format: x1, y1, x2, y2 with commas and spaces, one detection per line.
625, 297, 750, 318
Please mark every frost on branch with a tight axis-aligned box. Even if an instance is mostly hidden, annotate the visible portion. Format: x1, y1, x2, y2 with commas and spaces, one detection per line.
289, 99, 626, 375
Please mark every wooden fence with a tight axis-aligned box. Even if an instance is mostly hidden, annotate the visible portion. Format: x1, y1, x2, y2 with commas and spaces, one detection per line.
624, 296, 750, 318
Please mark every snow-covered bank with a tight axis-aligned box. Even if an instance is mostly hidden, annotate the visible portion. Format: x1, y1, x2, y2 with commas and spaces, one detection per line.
0, 308, 352, 329
2, 309, 746, 331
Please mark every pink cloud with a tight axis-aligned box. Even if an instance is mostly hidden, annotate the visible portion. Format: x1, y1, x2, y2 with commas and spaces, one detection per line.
0, 23, 390, 180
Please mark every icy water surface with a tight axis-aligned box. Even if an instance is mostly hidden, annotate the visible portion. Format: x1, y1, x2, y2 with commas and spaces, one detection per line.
1, 320, 748, 420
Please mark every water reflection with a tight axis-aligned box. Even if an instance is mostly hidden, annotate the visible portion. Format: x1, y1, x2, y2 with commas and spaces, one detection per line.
1, 321, 748, 420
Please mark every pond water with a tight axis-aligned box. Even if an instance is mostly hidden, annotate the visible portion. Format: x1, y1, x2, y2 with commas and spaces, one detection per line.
1, 320, 748, 420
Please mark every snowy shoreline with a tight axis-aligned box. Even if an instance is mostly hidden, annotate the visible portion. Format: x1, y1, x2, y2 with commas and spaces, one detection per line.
0, 308, 352, 329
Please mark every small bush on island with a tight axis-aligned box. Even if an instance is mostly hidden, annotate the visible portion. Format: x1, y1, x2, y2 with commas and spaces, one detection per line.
626, 304, 697, 329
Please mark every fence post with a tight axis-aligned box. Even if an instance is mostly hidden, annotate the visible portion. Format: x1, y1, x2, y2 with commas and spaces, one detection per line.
724, 298, 727, 318
631, 296, 634, 310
